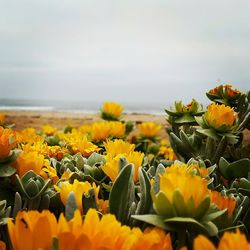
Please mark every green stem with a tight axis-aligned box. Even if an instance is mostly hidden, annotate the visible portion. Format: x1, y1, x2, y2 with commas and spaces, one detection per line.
177, 230, 186, 249
205, 137, 214, 160
212, 136, 227, 164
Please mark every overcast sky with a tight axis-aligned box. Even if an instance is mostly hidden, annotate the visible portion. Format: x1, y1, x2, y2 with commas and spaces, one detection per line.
0, 0, 249, 109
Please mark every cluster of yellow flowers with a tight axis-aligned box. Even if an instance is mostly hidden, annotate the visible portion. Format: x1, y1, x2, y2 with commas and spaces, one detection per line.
8, 209, 173, 250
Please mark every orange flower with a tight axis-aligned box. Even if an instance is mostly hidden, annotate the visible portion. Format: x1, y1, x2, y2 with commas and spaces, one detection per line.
193, 229, 250, 250
8, 210, 57, 250
210, 191, 237, 217
14, 151, 45, 177
8, 209, 173, 250
0, 127, 16, 159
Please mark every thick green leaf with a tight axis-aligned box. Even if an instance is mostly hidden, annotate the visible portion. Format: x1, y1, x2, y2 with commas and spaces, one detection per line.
196, 128, 219, 141
172, 190, 187, 216
152, 191, 175, 218
0, 165, 16, 177
109, 164, 134, 224
218, 157, 229, 178
194, 196, 210, 220
202, 209, 227, 222
87, 153, 106, 167
132, 214, 173, 231
65, 191, 78, 221
135, 168, 152, 215
164, 217, 217, 236
226, 158, 250, 179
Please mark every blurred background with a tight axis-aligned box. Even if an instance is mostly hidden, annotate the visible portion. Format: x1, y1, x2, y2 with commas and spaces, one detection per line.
0, 0, 249, 114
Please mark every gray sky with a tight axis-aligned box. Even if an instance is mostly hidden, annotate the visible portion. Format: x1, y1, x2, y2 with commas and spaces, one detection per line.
0, 0, 249, 109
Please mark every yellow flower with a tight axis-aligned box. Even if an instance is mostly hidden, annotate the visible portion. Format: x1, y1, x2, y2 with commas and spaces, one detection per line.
104, 139, 135, 157
159, 146, 177, 161
101, 101, 124, 120
16, 128, 44, 145
40, 159, 59, 184
47, 146, 68, 160
152, 163, 210, 218
41, 124, 58, 136
0, 127, 16, 159
160, 165, 209, 207
210, 191, 237, 217
8, 210, 57, 250
205, 103, 235, 130
0, 112, 5, 125
91, 122, 111, 141
55, 179, 100, 212
126, 151, 144, 182
14, 151, 45, 177
138, 122, 161, 138
60, 131, 99, 157
131, 227, 173, 250
101, 154, 121, 182
9, 209, 173, 250
77, 124, 92, 135
102, 151, 144, 182
109, 121, 126, 138
58, 209, 172, 250
21, 141, 48, 155
193, 229, 250, 250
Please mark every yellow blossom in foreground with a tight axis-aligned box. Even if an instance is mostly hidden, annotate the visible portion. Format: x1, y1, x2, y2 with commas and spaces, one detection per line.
205, 103, 235, 130
41, 124, 58, 136
8, 209, 173, 250
0, 112, 5, 125
55, 179, 100, 212
14, 151, 45, 177
138, 122, 161, 138
193, 229, 250, 250
159, 163, 209, 208
8, 210, 57, 250
57, 209, 172, 250
0, 127, 16, 159
210, 191, 237, 217
104, 139, 135, 157
91, 122, 111, 141
102, 101, 124, 120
